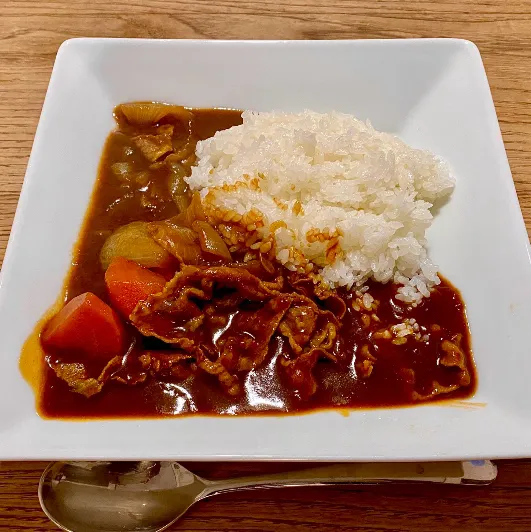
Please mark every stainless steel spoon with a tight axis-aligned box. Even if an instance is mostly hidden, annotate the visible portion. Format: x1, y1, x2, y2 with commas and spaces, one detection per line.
39, 460, 471, 532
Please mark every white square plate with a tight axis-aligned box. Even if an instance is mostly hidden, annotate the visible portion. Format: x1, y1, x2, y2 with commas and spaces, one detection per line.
1, 38, 531, 460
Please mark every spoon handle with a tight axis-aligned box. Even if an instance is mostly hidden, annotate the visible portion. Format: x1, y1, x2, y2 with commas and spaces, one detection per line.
204, 461, 469, 494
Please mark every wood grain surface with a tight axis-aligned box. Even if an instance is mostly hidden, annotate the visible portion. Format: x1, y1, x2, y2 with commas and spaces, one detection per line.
2, 0, 531, 530
0, 460, 530, 531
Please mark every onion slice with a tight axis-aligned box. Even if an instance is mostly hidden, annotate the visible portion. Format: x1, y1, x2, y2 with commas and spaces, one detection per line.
192, 221, 232, 261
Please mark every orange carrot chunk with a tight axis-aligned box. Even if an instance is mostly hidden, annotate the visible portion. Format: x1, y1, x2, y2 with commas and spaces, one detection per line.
42, 292, 125, 360
105, 256, 167, 318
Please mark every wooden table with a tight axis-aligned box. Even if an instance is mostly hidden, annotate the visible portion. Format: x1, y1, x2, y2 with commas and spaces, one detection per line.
2, 0, 531, 530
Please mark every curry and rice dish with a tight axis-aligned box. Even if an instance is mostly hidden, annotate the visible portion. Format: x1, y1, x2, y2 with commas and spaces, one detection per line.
28, 102, 475, 418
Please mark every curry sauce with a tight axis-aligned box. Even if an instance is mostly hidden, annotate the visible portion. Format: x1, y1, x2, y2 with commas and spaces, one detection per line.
28, 105, 476, 418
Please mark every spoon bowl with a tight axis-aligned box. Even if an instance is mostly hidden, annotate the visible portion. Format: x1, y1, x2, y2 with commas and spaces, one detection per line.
39, 461, 209, 532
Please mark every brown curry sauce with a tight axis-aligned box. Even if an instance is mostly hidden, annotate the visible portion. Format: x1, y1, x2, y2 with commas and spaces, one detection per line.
30, 107, 476, 418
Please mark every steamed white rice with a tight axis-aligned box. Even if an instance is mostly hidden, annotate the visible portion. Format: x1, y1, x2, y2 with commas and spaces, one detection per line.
186, 110, 454, 303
